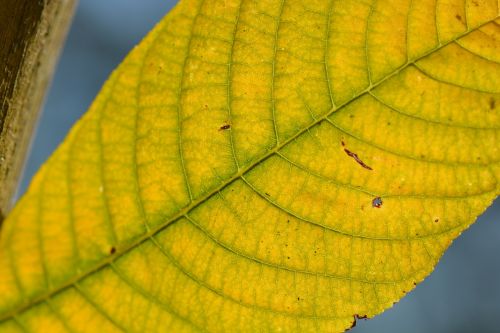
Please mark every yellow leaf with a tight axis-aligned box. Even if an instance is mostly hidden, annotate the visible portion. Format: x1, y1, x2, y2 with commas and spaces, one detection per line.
1, 0, 499, 332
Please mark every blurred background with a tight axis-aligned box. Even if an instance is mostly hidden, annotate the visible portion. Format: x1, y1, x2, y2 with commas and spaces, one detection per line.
19, 1, 500, 332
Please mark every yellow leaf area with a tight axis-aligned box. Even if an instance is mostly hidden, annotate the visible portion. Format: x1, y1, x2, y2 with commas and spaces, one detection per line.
1, 0, 499, 332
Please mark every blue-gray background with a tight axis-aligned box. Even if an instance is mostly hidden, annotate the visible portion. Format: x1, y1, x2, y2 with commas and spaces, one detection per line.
20, 1, 500, 332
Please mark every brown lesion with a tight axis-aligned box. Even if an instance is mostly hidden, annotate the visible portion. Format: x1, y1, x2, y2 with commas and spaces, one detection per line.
341, 141, 373, 170
347, 314, 369, 331
219, 123, 231, 131
489, 97, 496, 110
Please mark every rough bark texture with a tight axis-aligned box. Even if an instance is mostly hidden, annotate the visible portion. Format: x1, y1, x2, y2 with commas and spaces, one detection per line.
0, 0, 76, 223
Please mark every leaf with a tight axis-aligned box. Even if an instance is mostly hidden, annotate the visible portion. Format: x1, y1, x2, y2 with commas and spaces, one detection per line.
0, 0, 499, 332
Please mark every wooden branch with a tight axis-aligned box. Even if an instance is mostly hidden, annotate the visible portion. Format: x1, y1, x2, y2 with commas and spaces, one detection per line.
0, 0, 77, 223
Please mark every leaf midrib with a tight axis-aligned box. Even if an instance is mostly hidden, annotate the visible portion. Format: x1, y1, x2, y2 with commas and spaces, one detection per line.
1, 16, 498, 323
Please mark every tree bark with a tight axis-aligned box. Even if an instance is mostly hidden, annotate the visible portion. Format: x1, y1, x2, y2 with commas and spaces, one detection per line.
0, 0, 76, 223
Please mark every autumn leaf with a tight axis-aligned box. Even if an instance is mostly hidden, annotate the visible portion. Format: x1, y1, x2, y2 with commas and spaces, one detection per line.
0, 0, 499, 332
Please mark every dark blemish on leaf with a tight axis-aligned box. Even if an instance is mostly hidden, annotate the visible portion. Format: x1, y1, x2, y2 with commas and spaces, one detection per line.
349, 114, 354, 119
343, 147, 373, 170
349, 314, 368, 329
341, 140, 346, 147
265, 192, 270, 196
434, 218, 439, 223
387, 122, 391, 126
413, 282, 417, 286
372, 197, 383, 208
219, 124, 231, 131
455, 14, 462, 21
110, 247, 116, 254
489, 97, 496, 110
288, 256, 291, 259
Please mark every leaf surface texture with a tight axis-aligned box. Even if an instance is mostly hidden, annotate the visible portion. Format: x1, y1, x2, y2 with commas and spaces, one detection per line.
0, 0, 499, 332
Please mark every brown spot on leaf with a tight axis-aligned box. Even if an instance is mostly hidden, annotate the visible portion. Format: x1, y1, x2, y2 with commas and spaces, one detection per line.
348, 314, 368, 329
219, 124, 231, 131
343, 147, 373, 170
110, 247, 116, 254
455, 14, 462, 21
489, 97, 496, 110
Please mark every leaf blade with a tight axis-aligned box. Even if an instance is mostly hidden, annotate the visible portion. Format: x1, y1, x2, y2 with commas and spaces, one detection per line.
1, 0, 499, 332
